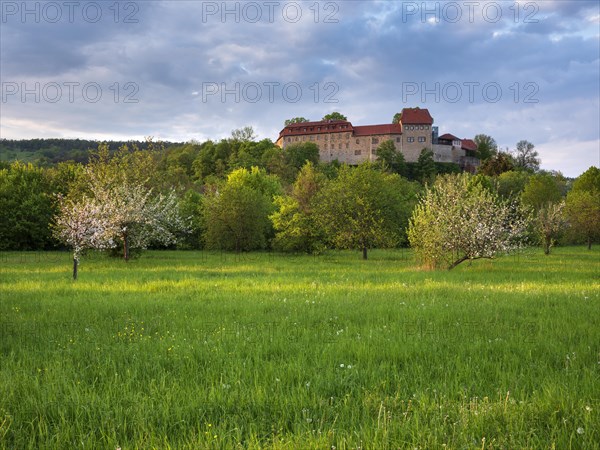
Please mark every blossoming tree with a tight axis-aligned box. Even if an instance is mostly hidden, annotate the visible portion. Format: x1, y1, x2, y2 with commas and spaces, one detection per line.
408, 173, 530, 269
53, 143, 188, 277
53, 195, 114, 279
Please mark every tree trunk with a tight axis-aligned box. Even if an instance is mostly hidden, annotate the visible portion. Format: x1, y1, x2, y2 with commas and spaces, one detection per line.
123, 233, 129, 262
544, 236, 551, 255
73, 257, 78, 280
448, 255, 470, 270
588, 237, 592, 250
362, 247, 368, 260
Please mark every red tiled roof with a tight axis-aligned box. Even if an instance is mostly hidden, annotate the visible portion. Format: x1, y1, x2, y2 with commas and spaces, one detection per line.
353, 124, 402, 136
399, 107, 433, 125
278, 109, 432, 139
461, 138, 477, 152
438, 133, 460, 141
278, 120, 353, 138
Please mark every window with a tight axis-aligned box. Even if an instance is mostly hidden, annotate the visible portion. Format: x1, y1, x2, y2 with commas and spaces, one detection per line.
316, 135, 320, 140
302, 136, 306, 141
356, 139, 360, 144
396, 137, 400, 142
310, 136, 314, 141
295, 137, 299, 142
420, 125, 424, 130
355, 150, 362, 155
317, 127, 321, 131
303, 128, 307, 132
425, 126, 429, 130
372, 137, 379, 144
407, 137, 415, 143
324, 143, 328, 149
418, 136, 426, 143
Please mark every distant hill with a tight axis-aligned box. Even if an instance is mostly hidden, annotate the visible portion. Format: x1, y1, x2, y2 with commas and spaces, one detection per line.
0, 138, 183, 166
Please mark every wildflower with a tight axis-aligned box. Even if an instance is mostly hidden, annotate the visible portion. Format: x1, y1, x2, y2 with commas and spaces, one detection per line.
577, 427, 584, 435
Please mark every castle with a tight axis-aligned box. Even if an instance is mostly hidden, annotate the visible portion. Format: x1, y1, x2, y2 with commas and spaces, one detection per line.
276, 107, 480, 172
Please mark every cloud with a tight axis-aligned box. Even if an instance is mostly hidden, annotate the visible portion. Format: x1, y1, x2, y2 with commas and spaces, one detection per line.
1, 0, 598, 177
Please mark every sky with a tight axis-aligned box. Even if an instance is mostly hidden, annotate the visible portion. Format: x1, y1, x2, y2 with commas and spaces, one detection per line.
1, 0, 599, 177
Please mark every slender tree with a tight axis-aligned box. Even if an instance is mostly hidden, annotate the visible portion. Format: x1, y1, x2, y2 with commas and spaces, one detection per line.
536, 201, 567, 255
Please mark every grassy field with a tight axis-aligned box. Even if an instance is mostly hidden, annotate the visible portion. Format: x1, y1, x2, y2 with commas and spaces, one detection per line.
0, 247, 598, 449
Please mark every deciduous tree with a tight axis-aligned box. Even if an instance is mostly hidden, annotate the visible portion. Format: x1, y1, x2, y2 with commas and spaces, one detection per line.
314, 163, 418, 259
322, 112, 347, 121
284, 117, 310, 126
478, 151, 514, 176
513, 140, 540, 172
536, 201, 567, 255
271, 162, 327, 253
408, 173, 530, 269
415, 149, 436, 184
521, 173, 564, 211
473, 134, 498, 161
53, 195, 114, 279
565, 166, 600, 249
376, 140, 406, 176
203, 167, 281, 251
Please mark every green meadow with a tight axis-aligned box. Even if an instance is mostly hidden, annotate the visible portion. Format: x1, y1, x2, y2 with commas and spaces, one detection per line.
0, 247, 598, 449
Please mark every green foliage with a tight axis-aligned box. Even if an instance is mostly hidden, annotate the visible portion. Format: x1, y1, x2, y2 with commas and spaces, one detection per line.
566, 166, 600, 249
283, 142, 320, 172
322, 112, 347, 121
230, 126, 256, 142
415, 149, 436, 184
158, 143, 202, 189
496, 170, 530, 199
375, 140, 406, 176
0, 138, 181, 166
203, 167, 280, 251
392, 112, 401, 124
0, 162, 58, 250
314, 163, 419, 259
434, 162, 461, 176
478, 151, 515, 176
571, 166, 600, 193
271, 162, 327, 253
473, 134, 498, 161
177, 190, 204, 249
284, 117, 310, 126
468, 173, 494, 193
192, 140, 233, 181
521, 173, 564, 211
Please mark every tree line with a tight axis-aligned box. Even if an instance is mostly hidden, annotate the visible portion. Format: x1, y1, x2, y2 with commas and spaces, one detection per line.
1, 129, 598, 278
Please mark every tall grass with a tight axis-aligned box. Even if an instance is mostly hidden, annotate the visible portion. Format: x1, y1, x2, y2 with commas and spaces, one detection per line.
1, 247, 598, 449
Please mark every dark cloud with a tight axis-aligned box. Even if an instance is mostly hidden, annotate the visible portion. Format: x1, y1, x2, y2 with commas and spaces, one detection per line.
1, 0, 598, 176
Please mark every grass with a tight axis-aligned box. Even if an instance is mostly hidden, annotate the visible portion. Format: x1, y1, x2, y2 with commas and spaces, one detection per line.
0, 247, 598, 449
